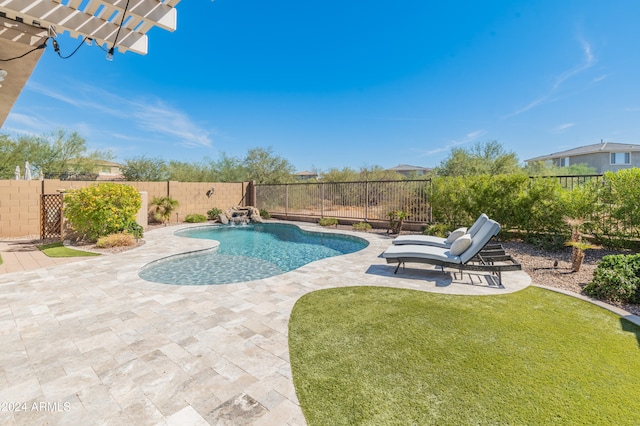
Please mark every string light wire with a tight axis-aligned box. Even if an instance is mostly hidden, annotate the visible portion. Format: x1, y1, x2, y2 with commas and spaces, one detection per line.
107, 0, 131, 61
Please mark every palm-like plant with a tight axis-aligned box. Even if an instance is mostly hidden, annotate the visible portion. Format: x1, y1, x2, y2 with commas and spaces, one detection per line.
388, 209, 407, 234
564, 217, 593, 272
150, 196, 179, 226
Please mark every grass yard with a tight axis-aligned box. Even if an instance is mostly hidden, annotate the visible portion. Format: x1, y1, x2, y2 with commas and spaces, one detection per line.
36, 242, 100, 258
289, 286, 640, 425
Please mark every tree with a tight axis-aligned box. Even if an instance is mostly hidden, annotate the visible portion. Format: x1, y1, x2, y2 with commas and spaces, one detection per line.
321, 167, 360, 182
243, 147, 294, 184
167, 160, 216, 182
0, 134, 22, 179
209, 153, 248, 182
359, 166, 404, 181
435, 140, 521, 176
321, 166, 403, 182
121, 156, 170, 181
0, 130, 112, 179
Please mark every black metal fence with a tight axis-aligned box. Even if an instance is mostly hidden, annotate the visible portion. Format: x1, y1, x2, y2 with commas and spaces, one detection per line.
256, 180, 432, 223
529, 174, 605, 189
254, 174, 640, 241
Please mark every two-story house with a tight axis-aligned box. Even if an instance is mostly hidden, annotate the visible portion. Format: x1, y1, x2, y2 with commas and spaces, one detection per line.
525, 142, 640, 174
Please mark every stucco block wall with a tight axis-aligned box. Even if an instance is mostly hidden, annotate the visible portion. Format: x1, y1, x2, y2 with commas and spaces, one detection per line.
0, 180, 251, 238
0, 180, 42, 237
163, 182, 247, 224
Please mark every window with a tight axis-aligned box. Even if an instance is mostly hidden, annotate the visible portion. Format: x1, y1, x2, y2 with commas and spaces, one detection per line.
610, 152, 631, 165
560, 157, 570, 167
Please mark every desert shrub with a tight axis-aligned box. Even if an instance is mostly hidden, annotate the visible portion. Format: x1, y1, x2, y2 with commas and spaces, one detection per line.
430, 176, 474, 228
352, 222, 371, 232
600, 169, 640, 239
259, 208, 271, 219
423, 223, 450, 237
583, 254, 640, 303
467, 174, 528, 231
207, 208, 222, 221
185, 214, 207, 223
516, 178, 566, 236
96, 232, 135, 248
319, 217, 338, 227
64, 183, 142, 241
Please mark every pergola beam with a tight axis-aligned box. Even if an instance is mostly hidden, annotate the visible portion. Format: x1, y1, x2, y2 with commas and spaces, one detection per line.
0, 0, 179, 55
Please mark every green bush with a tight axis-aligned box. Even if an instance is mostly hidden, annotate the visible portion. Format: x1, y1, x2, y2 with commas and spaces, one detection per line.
583, 254, 640, 303
319, 217, 338, 227
185, 214, 207, 223
600, 169, 640, 239
431, 176, 474, 228
352, 222, 371, 232
64, 183, 142, 241
259, 208, 271, 219
124, 221, 144, 240
207, 207, 222, 221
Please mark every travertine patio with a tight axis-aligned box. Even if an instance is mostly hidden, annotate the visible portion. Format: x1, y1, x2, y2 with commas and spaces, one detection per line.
0, 222, 531, 425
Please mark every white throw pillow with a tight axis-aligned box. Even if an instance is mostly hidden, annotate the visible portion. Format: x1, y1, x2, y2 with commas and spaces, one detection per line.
445, 227, 468, 244
450, 234, 472, 255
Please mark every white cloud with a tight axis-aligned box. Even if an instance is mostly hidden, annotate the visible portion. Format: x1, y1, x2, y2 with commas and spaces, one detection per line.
553, 122, 576, 133
131, 100, 213, 148
23, 80, 214, 149
504, 37, 597, 118
416, 129, 487, 156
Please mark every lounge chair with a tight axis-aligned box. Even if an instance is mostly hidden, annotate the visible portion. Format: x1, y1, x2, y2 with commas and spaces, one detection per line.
382, 218, 521, 286
392, 213, 489, 248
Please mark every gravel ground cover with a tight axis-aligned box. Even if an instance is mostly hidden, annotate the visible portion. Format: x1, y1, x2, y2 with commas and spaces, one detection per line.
501, 241, 640, 316
341, 224, 640, 316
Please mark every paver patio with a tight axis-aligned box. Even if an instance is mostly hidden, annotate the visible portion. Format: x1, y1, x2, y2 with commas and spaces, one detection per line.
0, 222, 531, 425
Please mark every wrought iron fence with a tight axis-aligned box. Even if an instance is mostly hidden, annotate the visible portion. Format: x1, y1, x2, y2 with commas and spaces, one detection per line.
529, 174, 604, 189
256, 180, 432, 223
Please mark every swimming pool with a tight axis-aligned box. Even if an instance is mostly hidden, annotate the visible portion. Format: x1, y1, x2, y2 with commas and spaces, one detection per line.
139, 223, 369, 285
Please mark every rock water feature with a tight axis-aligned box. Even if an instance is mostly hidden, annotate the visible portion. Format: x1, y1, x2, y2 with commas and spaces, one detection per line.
218, 206, 263, 225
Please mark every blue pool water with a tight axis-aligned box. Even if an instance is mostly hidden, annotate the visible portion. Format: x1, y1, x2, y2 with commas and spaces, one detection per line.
139, 223, 369, 285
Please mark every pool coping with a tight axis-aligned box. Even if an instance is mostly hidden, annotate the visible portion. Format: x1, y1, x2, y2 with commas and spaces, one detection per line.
1, 219, 628, 425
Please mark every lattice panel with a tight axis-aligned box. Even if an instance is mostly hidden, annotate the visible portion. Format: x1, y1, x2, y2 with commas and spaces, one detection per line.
41, 193, 63, 240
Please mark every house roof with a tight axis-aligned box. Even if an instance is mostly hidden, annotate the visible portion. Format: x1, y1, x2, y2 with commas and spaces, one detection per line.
295, 171, 317, 176
387, 164, 431, 172
526, 142, 640, 162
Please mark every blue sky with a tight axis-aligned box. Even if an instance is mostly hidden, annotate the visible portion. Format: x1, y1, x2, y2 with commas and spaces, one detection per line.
4, 0, 640, 173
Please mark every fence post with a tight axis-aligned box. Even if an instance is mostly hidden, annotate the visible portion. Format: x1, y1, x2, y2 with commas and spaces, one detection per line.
321, 183, 325, 218
285, 184, 289, 217
365, 181, 369, 222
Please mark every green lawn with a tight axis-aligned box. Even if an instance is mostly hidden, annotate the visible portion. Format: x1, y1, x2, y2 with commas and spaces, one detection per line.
289, 286, 640, 425
36, 242, 100, 258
